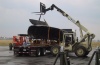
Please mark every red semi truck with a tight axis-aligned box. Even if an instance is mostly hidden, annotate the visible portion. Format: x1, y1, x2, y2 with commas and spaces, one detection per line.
13, 34, 48, 57
13, 26, 64, 57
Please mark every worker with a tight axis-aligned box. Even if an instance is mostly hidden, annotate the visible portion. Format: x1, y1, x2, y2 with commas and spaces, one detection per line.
22, 40, 27, 47
23, 37, 31, 47
26, 37, 30, 46
9, 43, 13, 50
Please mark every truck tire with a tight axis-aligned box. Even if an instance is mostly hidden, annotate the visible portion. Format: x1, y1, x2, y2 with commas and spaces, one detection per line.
29, 53, 34, 56
35, 49, 41, 57
40, 48, 46, 56
51, 45, 60, 56
29, 52, 34, 56
75, 46, 87, 57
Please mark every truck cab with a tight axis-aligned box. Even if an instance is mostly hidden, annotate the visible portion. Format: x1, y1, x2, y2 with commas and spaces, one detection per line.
13, 34, 35, 56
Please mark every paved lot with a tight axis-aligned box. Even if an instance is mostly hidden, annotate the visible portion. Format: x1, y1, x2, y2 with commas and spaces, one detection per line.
0, 46, 96, 65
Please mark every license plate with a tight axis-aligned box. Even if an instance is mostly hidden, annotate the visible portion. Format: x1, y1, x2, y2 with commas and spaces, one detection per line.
23, 49, 26, 51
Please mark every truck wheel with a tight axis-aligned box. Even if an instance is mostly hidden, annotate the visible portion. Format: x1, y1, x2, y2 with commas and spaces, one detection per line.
51, 45, 60, 56
29, 52, 34, 56
40, 48, 46, 56
35, 49, 40, 57
75, 46, 87, 57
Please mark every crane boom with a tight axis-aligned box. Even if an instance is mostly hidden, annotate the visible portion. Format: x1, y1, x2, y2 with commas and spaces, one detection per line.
43, 4, 88, 32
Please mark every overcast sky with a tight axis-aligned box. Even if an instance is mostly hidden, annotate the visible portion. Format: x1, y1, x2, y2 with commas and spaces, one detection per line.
0, 0, 100, 40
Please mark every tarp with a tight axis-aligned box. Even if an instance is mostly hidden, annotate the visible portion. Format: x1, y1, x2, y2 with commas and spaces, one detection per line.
28, 26, 63, 41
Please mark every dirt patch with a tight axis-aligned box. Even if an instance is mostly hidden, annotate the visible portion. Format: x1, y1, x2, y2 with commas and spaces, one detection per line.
92, 42, 100, 47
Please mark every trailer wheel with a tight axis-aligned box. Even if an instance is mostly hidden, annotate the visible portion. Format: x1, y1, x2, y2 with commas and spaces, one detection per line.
29, 52, 34, 56
35, 49, 41, 57
75, 46, 87, 57
40, 48, 46, 56
51, 45, 60, 56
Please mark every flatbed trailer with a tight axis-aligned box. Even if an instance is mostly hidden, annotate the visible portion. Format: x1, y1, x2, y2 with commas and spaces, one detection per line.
14, 45, 50, 56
